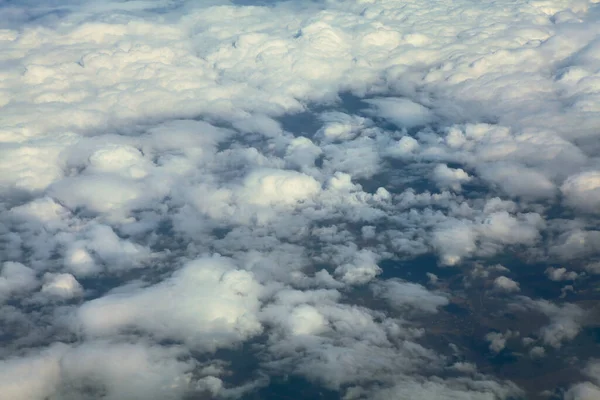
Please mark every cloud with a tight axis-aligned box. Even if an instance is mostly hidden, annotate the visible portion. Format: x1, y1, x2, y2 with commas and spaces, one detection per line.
241, 168, 321, 207
364, 98, 434, 129
493, 276, 521, 293
0, 262, 38, 302
2, 0, 600, 398
48, 175, 145, 216
334, 249, 382, 285
365, 377, 522, 400
75, 256, 264, 352
0, 341, 196, 400
485, 330, 519, 353
40, 273, 83, 300
529, 346, 546, 359
478, 163, 557, 200
431, 220, 477, 266
565, 360, 600, 400
545, 267, 579, 281
431, 164, 472, 192
371, 279, 449, 313
519, 298, 587, 348
561, 171, 600, 213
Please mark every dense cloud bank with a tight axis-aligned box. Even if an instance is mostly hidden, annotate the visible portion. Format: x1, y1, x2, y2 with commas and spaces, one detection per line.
1, 0, 600, 399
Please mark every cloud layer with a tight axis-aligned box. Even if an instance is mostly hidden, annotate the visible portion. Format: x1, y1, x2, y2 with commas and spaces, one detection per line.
1, 0, 600, 399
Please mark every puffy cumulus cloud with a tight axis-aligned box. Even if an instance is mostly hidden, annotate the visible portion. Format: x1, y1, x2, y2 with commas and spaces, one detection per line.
260, 286, 519, 399
321, 136, 382, 179
86, 144, 152, 179
0, 344, 65, 400
565, 360, 600, 400
431, 164, 472, 192
60, 223, 152, 277
364, 98, 434, 129
315, 112, 370, 142
240, 168, 321, 207
426, 205, 545, 265
546, 267, 579, 281
0, 134, 75, 193
548, 227, 600, 261
371, 279, 449, 313
285, 304, 329, 336
518, 298, 587, 348
386, 135, 421, 158
48, 175, 145, 217
493, 276, 521, 293
2, 0, 600, 398
334, 249, 382, 285
485, 330, 519, 353
0, 262, 38, 302
565, 382, 600, 400
285, 136, 322, 171
40, 273, 83, 300
477, 211, 544, 248
478, 163, 557, 200
0, 341, 196, 400
431, 220, 478, 266
75, 256, 263, 352
7, 197, 70, 231
261, 292, 438, 391
561, 171, 600, 213
364, 377, 522, 400
529, 346, 546, 359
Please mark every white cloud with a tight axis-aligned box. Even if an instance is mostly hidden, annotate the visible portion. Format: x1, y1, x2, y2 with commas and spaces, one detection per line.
2, 0, 600, 398
0, 341, 196, 400
493, 276, 520, 293
478, 163, 556, 200
334, 249, 382, 285
368, 378, 522, 400
40, 273, 83, 299
546, 267, 579, 281
431, 220, 477, 266
87, 144, 151, 179
432, 164, 471, 192
387, 136, 420, 158
529, 346, 546, 359
565, 360, 600, 400
241, 168, 321, 207
48, 175, 144, 216
75, 256, 264, 352
520, 298, 587, 348
561, 171, 600, 213
485, 330, 518, 353
565, 382, 600, 400
285, 305, 329, 336
371, 279, 449, 313
0, 262, 38, 302
364, 98, 434, 129
285, 136, 322, 171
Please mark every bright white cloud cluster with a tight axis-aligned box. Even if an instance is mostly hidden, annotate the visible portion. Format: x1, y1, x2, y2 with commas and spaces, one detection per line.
1, 0, 600, 398
76, 256, 263, 352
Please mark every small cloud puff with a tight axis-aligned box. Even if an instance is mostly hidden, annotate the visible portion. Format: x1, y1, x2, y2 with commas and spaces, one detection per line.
432, 164, 472, 192
0, 262, 38, 302
364, 98, 434, 129
241, 168, 321, 207
371, 279, 449, 314
545, 267, 579, 281
493, 276, 520, 292
561, 171, 600, 213
41, 273, 83, 299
